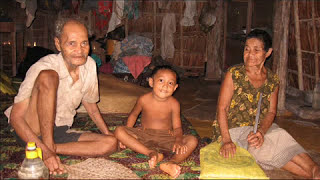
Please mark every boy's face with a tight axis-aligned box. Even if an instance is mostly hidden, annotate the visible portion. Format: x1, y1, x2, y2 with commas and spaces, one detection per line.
149, 69, 178, 101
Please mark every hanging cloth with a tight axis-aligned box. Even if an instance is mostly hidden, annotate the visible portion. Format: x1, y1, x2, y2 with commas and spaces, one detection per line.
160, 13, 176, 59
107, 0, 124, 33
180, 0, 197, 26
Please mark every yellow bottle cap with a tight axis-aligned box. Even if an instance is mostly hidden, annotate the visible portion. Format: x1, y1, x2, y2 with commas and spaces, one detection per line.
27, 142, 36, 150
26, 142, 40, 159
26, 150, 38, 159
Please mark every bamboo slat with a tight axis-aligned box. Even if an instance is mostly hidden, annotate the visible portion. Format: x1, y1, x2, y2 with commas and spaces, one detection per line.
301, 50, 320, 55
293, 0, 304, 90
312, 0, 319, 82
288, 69, 316, 79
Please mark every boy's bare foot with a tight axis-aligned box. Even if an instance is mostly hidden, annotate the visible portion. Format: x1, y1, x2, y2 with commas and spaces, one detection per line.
148, 151, 163, 169
160, 162, 181, 179
312, 165, 320, 179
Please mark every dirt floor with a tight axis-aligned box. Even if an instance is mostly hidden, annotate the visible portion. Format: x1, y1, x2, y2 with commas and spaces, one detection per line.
174, 77, 320, 179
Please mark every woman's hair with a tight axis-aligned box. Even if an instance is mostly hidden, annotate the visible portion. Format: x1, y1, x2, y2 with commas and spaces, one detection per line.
54, 16, 87, 38
246, 29, 272, 51
151, 65, 179, 84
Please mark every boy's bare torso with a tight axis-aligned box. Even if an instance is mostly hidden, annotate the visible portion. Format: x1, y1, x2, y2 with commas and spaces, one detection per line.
139, 92, 177, 130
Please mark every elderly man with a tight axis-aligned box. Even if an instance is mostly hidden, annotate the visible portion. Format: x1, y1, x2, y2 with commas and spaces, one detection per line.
5, 17, 117, 174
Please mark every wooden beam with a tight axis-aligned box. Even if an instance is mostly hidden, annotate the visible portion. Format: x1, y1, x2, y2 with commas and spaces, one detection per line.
312, 0, 319, 83
153, 1, 157, 50
293, 0, 304, 90
205, 0, 224, 80
274, 0, 291, 114
223, 1, 228, 70
246, 0, 253, 35
180, 3, 183, 67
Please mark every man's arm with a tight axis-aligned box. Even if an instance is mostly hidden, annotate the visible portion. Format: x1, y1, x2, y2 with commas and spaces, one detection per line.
10, 99, 64, 174
82, 100, 111, 135
126, 97, 143, 127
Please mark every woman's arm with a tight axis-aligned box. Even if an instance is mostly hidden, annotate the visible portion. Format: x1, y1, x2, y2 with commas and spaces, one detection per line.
217, 72, 236, 158
247, 86, 279, 148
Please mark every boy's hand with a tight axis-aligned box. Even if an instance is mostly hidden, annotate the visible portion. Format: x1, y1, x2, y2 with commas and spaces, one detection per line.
172, 142, 188, 154
119, 141, 126, 149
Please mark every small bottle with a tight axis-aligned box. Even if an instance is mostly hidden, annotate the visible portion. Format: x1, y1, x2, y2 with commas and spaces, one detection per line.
18, 142, 49, 179
313, 81, 320, 109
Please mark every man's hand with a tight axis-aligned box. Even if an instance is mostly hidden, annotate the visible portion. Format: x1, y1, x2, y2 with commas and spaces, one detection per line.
247, 130, 264, 148
172, 141, 187, 154
219, 141, 236, 158
42, 148, 66, 175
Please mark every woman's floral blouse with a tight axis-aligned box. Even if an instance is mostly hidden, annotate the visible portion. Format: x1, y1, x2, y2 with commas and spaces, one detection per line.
212, 64, 279, 141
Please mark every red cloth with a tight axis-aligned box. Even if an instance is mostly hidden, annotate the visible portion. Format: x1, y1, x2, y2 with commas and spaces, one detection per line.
122, 56, 151, 79
99, 62, 113, 74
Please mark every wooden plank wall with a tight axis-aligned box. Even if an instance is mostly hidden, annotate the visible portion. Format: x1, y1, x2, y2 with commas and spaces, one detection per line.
127, 1, 208, 76
288, 0, 320, 91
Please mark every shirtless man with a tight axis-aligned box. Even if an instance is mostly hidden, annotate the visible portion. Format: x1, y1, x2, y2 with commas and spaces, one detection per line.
5, 16, 117, 175
114, 65, 198, 178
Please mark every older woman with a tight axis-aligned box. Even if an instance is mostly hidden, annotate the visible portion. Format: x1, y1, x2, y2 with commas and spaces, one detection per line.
212, 29, 319, 179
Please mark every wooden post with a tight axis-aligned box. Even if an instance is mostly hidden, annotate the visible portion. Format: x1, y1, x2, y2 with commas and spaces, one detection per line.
205, 0, 223, 80
273, 0, 292, 114
223, 1, 228, 70
153, 1, 157, 50
180, 3, 184, 67
12, 25, 16, 76
312, 0, 319, 83
293, 0, 304, 90
246, 0, 253, 35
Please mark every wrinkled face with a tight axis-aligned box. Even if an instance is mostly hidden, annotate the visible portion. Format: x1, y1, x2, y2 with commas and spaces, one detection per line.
54, 21, 90, 69
243, 38, 272, 68
149, 69, 178, 101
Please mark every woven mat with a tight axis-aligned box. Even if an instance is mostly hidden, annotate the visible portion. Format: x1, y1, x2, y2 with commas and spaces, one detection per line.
66, 158, 140, 179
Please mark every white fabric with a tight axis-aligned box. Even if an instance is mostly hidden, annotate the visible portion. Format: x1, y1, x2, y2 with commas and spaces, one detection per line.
107, 0, 124, 33
5, 53, 99, 127
180, 0, 197, 26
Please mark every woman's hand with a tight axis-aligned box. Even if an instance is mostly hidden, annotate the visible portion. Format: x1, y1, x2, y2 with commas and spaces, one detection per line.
219, 141, 236, 158
247, 129, 264, 148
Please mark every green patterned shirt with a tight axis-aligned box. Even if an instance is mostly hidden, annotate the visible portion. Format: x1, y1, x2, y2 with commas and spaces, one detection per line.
212, 64, 279, 141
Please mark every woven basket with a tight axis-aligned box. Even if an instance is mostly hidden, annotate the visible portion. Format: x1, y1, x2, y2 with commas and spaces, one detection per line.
66, 158, 140, 179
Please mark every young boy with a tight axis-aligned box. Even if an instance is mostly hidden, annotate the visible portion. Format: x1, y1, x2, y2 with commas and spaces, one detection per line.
114, 65, 198, 178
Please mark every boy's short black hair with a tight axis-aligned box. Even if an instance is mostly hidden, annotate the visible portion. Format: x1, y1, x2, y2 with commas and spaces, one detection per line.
246, 29, 272, 51
151, 65, 179, 84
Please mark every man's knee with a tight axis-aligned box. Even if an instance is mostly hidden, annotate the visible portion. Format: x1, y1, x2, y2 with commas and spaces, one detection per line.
36, 70, 59, 91
97, 135, 118, 155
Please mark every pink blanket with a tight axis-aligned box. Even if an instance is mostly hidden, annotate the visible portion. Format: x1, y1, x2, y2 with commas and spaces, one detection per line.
122, 56, 151, 79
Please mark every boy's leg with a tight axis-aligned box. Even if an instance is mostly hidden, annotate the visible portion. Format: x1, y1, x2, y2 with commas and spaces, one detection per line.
114, 126, 163, 168
160, 135, 198, 178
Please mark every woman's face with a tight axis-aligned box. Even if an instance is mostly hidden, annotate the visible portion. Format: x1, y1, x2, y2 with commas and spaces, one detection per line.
243, 38, 272, 68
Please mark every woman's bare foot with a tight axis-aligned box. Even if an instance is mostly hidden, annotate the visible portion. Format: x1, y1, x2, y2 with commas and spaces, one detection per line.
160, 162, 181, 179
312, 165, 320, 179
148, 151, 163, 169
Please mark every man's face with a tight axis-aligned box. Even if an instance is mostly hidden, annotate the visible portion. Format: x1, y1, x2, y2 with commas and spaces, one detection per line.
54, 21, 90, 69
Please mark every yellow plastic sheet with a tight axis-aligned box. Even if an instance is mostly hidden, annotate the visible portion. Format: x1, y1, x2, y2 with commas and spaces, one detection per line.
200, 142, 268, 179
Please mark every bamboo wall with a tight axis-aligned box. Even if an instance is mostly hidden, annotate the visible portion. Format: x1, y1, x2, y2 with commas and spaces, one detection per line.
127, 1, 208, 76
288, 0, 320, 91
